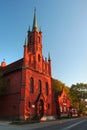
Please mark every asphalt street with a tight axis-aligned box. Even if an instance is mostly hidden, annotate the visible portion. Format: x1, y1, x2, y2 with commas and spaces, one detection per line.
0, 117, 87, 130
34, 117, 87, 130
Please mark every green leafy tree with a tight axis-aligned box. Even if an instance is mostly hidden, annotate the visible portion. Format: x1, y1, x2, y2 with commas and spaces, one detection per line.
70, 83, 87, 116
52, 78, 70, 96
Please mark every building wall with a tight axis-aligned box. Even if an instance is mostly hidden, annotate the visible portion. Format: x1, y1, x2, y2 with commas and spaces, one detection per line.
20, 68, 53, 119
58, 88, 71, 117
0, 10, 53, 120
0, 70, 21, 119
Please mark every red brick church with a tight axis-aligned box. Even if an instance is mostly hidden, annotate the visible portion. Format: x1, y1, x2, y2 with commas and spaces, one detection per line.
0, 10, 73, 120
0, 10, 54, 120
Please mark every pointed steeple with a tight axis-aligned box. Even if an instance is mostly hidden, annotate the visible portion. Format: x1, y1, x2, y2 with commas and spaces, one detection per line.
32, 8, 38, 31
39, 26, 42, 32
24, 38, 27, 46
48, 52, 51, 61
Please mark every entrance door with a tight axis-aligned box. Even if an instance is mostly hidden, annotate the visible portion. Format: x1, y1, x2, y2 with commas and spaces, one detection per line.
39, 99, 44, 118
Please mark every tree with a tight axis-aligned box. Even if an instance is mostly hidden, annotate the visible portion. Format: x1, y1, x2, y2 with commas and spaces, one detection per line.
52, 78, 70, 96
70, 83, 87, 116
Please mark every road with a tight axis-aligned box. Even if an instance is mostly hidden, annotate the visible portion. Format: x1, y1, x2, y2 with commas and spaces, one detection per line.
36, 117, 87, 130
0, 117, 87, 130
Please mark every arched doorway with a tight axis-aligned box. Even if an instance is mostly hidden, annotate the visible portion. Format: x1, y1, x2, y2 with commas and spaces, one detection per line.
39, 99, 44, 118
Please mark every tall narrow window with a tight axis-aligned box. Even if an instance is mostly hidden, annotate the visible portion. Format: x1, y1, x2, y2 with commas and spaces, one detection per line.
48, 103, 50, 109
64, 106, 66, 112
28, 102, 31, 108
30, 36, 33, 43
30, 77, 34, 93
38, 80, 42, 93
60, 106, 62, 112
46, 82, 49, 96
38, 54, 40, 62
37, 36, 40, 43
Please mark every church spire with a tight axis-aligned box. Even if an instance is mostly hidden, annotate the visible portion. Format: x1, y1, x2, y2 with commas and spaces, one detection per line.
32, 8, 38, 31
24, 38, 27, 46
48, 52, 51, 61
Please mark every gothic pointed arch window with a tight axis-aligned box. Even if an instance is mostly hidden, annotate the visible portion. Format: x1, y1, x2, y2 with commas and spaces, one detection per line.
46, 82, 49, 96
30, 77, 34, 93
37, 36, 40, 43
38, 54, 40, 62
38, 80, 42, 93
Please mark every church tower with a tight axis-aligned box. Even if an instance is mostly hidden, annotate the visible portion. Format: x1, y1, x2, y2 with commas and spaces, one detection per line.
23, 9, 43, 72
22, 9, 53, 119
23, 9, 51, 76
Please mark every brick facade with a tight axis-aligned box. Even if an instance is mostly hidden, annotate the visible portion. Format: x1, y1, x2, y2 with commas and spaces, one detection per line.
54, 88, 71, 118
0, 10, 53, 120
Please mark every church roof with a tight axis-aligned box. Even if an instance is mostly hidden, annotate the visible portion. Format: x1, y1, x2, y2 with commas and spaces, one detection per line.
0, 58, 23, 75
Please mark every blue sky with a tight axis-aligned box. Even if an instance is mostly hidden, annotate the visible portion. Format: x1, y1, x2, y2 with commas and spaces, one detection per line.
0, 0, 87, 87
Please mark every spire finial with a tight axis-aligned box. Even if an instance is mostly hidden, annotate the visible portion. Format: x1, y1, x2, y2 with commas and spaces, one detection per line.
32, 8, 38, 31
34, 7, 36, 14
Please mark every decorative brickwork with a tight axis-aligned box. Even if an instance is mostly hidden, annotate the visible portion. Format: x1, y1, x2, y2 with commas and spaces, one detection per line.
0, 10, 53, 120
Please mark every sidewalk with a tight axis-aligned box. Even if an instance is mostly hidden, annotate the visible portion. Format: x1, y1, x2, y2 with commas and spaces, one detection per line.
0, 120, 11, 126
